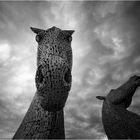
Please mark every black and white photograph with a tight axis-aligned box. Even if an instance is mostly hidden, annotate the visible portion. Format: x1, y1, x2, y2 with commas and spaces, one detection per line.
0, 1, 140, 139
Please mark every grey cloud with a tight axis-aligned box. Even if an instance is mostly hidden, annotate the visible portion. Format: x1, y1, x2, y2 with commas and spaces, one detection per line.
65, 107, 103, 139
0, 1, 53, 45
0, 98, 23, 138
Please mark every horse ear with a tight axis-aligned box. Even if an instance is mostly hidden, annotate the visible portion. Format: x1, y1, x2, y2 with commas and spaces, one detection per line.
30, 27, 44, 34
96, 96, 106, 100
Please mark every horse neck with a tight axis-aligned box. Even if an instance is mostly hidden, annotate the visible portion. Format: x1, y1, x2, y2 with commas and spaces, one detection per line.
13, 92, 65, 139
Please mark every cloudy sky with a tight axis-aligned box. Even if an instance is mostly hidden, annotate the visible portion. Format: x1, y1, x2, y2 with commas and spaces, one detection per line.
0, 1, 140, 139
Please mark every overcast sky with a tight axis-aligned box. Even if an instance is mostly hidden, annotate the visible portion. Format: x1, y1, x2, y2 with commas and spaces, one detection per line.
0, 1, 140, 139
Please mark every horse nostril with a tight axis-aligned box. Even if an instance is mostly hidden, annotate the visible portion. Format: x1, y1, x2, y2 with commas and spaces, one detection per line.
64, 68, 71, 84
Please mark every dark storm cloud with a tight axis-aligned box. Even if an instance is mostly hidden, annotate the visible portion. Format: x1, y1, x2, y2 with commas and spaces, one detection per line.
65, 1, 140, 139
0, 1, 140, 139
78, 1, 140, 85
120, 2, 140, 74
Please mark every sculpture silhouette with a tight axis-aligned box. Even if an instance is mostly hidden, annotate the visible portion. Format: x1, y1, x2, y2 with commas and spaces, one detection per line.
12, 26, 74, 139
96, 75, 140, 139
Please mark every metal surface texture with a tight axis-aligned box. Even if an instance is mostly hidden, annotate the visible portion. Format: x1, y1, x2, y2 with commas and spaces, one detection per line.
97, 75, 140, 139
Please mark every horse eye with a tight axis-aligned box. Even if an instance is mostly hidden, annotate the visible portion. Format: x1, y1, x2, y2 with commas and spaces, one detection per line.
36, 35, 42, 42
